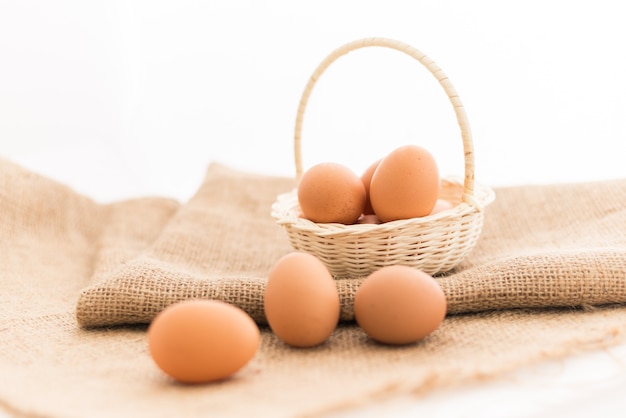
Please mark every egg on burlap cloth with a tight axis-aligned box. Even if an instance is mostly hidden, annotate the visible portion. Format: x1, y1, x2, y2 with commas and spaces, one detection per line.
2, 158, 626, 418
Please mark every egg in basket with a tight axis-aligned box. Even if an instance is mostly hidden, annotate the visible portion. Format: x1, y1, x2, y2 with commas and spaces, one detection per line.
271, 37, 495, 279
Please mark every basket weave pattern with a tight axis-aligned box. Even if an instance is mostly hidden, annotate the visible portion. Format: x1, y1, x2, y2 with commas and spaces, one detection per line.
272, 37, 495, 278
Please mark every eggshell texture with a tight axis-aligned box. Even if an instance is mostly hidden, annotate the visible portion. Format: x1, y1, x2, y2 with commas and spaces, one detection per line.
297, 162, 366, 224
148, 299, 260, 384
356, 214, 381, 224
264, 252, 340, 347
354, 265, 446, 345
360, 159, 381, 215
430, 198, 454, 215
369, 145, 440, 222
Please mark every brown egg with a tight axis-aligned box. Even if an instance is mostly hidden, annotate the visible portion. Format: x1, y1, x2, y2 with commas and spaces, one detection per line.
354, 265, 446, 345
297, 162, 366, 224
429, 198, 454, 215
264, 252, 340, 347
356, 214, 382, 224
369, 145, 440, 222
360, 159, 381, 215
148, 300, 260, 384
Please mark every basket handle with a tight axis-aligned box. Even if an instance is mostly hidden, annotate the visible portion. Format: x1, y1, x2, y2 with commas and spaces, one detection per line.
294, 37, 476, 201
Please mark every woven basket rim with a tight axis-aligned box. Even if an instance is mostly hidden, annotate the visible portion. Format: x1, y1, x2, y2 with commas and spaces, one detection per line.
271, 177, 495, 238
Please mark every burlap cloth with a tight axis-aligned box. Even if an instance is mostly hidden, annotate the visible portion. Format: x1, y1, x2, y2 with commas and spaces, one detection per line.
2, 157, 626, 417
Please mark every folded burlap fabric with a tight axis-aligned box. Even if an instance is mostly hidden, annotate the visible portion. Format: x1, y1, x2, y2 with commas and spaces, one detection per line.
76, 162, 626, 326
2, 157, 626, 418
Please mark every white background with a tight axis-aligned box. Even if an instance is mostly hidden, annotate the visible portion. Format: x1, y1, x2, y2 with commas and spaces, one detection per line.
2, 0, 625, 203
1, 1, 626, 417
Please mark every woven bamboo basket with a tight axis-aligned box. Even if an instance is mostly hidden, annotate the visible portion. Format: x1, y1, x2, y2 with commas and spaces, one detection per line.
271, 37, 495, 278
